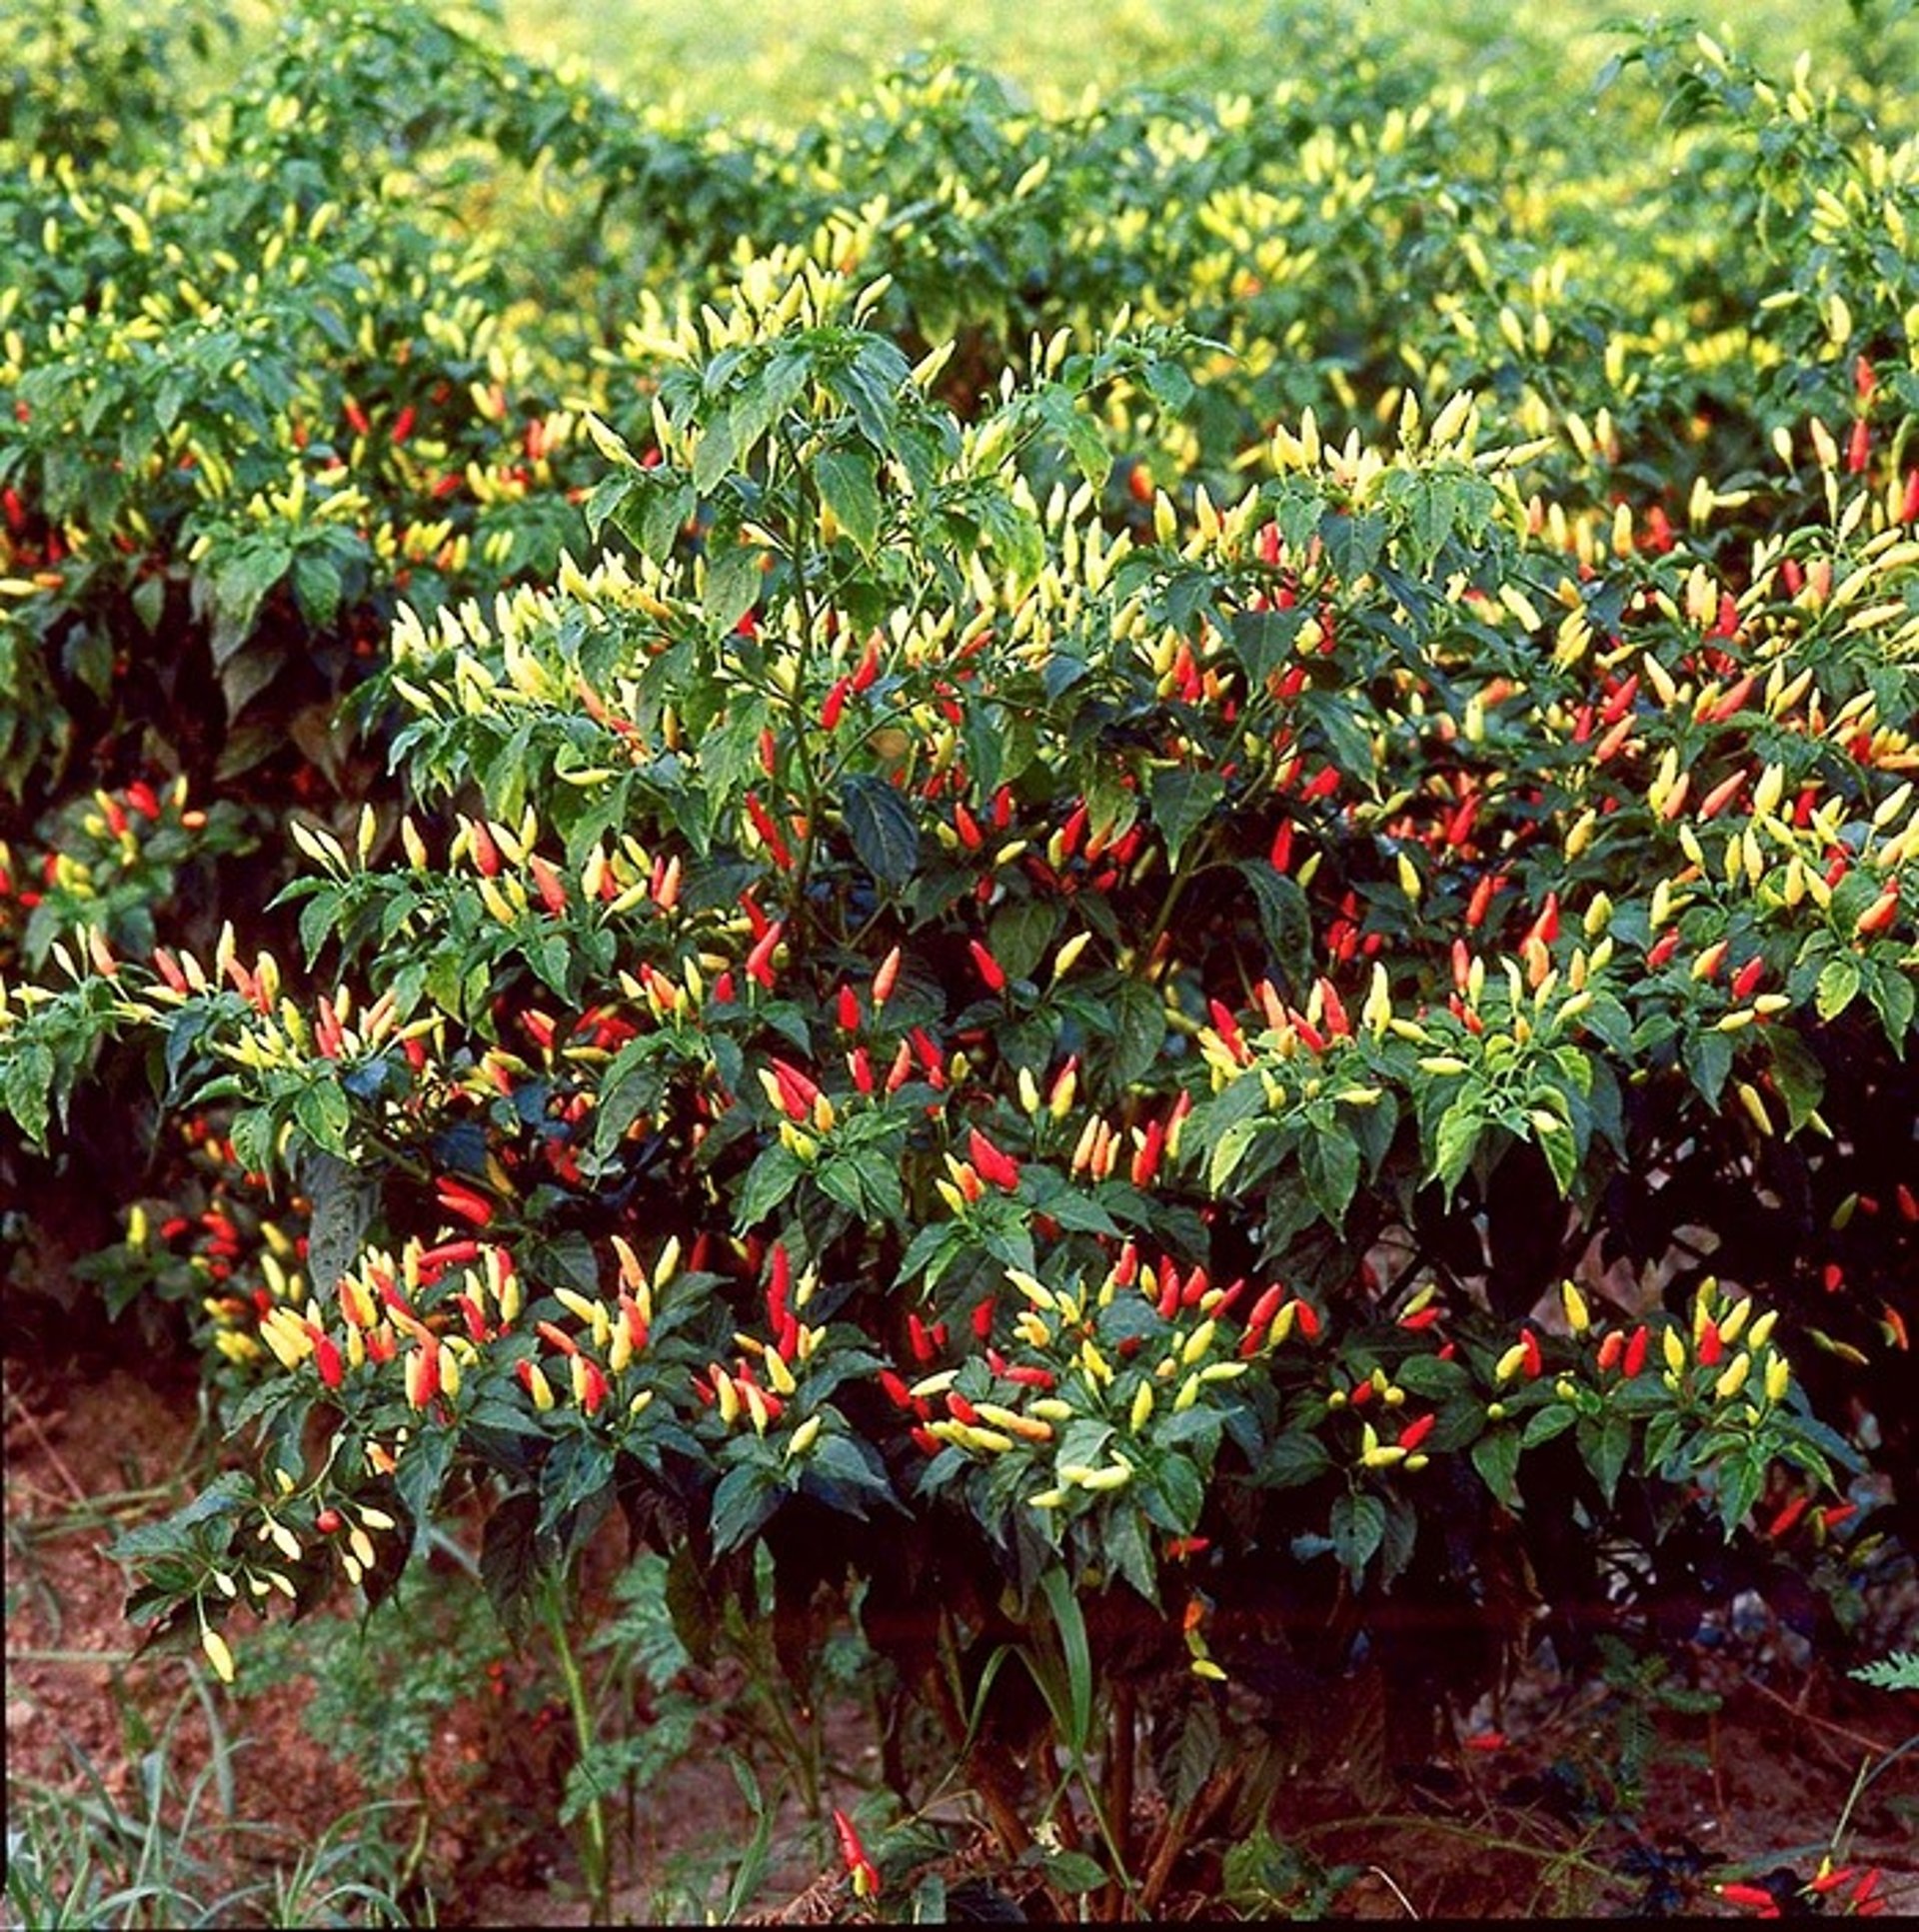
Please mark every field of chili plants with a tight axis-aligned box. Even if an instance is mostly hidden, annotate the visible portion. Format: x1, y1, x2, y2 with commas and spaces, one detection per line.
4, 0, 1918, 1922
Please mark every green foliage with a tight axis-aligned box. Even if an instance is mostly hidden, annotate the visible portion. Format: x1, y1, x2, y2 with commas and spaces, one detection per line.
1851, 1647, 1919, 1690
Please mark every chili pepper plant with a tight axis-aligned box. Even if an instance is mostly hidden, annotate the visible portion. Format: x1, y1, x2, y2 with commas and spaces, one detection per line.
3, 3, 1918, 1918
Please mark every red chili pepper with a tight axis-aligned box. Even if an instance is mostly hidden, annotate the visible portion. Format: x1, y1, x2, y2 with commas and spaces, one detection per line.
1398, 1412, 1436, 1452
1245, 1281, 1286, 1337
528, 853, 568, 916
907, 1313, 936, 1365
435, 1176, 496, 1227
967, 1127, 1020, 1191
1624, 1325, 1649, 1377
821, 676, 852, 732
1645, 929, 1681, 969
1294, 1300, 1321, 1340
1698, 1318, 1723, 1367
968, 940, 1007, 993
1718, 1882, 1778, 1909
744, 793, 793, 870
1520, 1329, 1543, 1379
1765, 1493, 1810, 1540
343, 396, 370, 437
390, 404, 416, 444
971, 1296, 995, 1340
311, 1330, 344, 1388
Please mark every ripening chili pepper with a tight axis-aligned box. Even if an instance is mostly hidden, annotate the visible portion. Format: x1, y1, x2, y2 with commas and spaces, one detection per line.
871, 945, 902, 1007
343, 396, 370, 437
1466, 873, 1496, 929
1854, 887, 1900, 938
404, 1338, 441, 1408
528, 853, 568, 916
1596, 1329, 1624, 1371
746, 921, 785, 988
821, 676, 852, 732
1731, 956, 1765, 1001
1646, 928, 1682, 969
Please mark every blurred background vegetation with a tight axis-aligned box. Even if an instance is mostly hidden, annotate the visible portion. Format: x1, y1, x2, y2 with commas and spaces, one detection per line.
131, 0, 1919, 128
491, 0, 1914, 120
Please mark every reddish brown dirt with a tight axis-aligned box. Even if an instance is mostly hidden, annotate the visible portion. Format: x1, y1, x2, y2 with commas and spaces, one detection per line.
6, 1359, 1917, 1924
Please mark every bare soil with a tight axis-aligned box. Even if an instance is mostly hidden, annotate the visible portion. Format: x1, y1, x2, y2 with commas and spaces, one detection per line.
6, 1358, 1916, 1924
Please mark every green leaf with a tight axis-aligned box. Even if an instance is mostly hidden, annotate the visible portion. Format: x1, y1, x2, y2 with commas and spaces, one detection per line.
1585, 1411, 1633, 1505
1149, 767, 1224, 867
841, 775, 920, 890
1816, 957, 1861, 1021
1866, 965, 1915, 1050
703, 539, 762, 636
1682, 1027, 1733, 1108
1105, 978, 1166, 1092
1471, 1428, 1520, 1506
479, 1493, 541, 1633
1037, 1566, 1093, 1760
1236, 861, 1312, 994
711, 1464, 782, 1552
302, 1149, 379, 1300
1300, 1128, 1360, 1223
988, 898, 1060, 984
293, 1078, 351, 1157
1520, 1403, 1577, 1448
1329, 1491, 1385, 1580
1432, 1099, 1481, 1196
1230, 605, 1307, 684
815, 447, 883, 553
